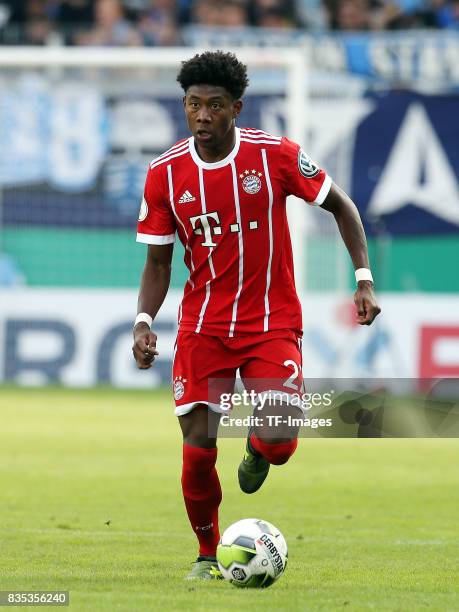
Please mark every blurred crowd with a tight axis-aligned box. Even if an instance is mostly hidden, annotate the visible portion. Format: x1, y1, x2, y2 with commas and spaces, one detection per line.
0, 0, 458, 45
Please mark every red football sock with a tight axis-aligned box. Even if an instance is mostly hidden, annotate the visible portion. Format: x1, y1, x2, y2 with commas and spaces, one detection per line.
181, 444, 222, 558
250, 434, 298, 465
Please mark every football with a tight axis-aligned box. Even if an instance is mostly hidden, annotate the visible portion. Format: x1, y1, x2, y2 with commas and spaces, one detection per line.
216, 518, 288, 588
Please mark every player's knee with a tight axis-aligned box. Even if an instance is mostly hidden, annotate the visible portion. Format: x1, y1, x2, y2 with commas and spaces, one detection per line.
251, 435, 298, 465
180, 414, 217, 449
182, 435, 217, 449
178, 404, 219, 449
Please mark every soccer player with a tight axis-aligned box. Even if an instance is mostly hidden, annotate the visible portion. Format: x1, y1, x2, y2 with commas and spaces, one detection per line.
132, 51, 380, 579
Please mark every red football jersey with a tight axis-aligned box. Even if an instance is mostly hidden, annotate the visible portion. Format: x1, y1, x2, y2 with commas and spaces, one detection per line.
137, 127, 332, 336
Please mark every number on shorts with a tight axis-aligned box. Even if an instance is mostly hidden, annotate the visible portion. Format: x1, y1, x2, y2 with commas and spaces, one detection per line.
283, 359, 301, 390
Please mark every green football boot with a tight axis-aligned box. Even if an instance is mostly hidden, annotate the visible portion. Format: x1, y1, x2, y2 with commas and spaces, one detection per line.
238, 430, 270, 494
185, 556, 222, 580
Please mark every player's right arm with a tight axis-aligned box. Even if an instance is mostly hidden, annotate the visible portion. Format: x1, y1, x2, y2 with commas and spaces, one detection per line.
132, 164, 177, 370
133, 244, 173, 369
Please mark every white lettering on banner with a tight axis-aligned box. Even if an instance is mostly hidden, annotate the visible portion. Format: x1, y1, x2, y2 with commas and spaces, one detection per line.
368, 104, 459, 225
370, 40, 396, 80
433, 335, 459, 366
434, 338, 459, 365
353, 36, 459, 83
184, 29, 459, 84
418, 44, 440, 83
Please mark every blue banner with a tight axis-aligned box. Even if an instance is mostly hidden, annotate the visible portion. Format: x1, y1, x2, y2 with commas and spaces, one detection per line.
355, 92, 459, 235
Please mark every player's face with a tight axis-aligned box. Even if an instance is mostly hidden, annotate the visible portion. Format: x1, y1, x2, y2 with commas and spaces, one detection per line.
183, 85, 242, 151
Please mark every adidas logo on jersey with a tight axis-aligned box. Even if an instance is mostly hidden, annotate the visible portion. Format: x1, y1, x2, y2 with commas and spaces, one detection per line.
178, 190, 196, 204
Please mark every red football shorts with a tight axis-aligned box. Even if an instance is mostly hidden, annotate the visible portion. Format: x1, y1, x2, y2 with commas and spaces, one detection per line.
172, 329, 303, 416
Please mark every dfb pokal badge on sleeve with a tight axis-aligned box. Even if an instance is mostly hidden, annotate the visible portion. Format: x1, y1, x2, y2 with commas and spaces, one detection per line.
298, 149, 320, 178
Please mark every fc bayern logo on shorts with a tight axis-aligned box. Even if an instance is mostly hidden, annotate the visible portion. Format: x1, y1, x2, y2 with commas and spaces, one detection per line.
173, 376, 186, 400
138, 197, 148, 221
240, 169, 263, 194
298, 149, 320, 179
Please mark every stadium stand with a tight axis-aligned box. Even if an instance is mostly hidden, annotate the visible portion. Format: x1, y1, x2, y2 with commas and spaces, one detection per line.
0, 0, 457, 46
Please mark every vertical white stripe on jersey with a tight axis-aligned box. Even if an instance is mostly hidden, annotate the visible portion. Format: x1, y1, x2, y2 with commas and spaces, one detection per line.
261, 149, 274, 332
167, 165, 195, 303
228, 161, 244, 338
196, 166, 216, 333
172, 340, 178, 380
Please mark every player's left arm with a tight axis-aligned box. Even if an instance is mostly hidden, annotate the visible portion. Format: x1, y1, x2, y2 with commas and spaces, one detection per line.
321, 183, 381, 326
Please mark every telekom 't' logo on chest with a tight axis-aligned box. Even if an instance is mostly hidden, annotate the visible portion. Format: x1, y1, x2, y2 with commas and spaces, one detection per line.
189, 211, 260, 248
184, 168, 264, 248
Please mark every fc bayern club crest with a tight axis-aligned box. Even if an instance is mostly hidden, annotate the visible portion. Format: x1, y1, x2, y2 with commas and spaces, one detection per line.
298, 149, 320, 178
173, 376, 187, 400
239, 169, 263, 194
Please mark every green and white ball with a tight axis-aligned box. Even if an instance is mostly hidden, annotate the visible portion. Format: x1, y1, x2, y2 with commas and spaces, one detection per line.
217, 518, 288, 588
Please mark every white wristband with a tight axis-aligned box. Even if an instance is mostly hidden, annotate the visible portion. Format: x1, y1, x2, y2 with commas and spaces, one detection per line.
355, 268, 373, 283
134, 312, 152, 328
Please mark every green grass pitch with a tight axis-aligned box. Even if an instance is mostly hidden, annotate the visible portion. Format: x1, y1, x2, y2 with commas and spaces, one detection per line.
0, 387, 458, 611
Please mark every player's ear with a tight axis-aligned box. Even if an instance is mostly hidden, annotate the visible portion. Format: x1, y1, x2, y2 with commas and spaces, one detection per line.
182, 95, 187, 109
233, 98, 243, 120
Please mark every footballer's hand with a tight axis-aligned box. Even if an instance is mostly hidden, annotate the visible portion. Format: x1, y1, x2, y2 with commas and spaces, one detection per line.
132, 323, 159, 369
354, 281, 381, 326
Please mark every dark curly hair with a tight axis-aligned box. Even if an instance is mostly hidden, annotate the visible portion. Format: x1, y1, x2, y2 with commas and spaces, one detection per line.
177, 51, 249, 100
